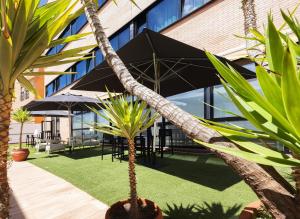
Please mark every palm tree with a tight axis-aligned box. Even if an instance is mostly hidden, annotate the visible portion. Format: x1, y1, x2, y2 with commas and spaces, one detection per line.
90, 92, 158, 218
241, 0, 258, 57
12, 109, 31, 149
0, 0, 95, 217
202, 11, 300, 214
81, 0, 300, 217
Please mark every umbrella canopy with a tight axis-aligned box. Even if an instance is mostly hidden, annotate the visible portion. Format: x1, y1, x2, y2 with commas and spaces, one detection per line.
24, 93, 101, 141
24, 93, 100, 111
30, 110, 74, 117
71, 28, 255, 97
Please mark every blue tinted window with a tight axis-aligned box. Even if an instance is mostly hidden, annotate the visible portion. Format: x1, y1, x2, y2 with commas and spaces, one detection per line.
136, 14, 147, 34
38, 0, 48, 7
182, 0, 211, 16
72, 14, 87, 34
95, 49, 103, 65
87, 57, 95, 72
73, 60, 87, 81
147, 0, 180, 32
98, 0, 106, 7
47, 47, 56, 55
46, 83, 54, 97
110, 37, 118, 51
118, 27, 130, 48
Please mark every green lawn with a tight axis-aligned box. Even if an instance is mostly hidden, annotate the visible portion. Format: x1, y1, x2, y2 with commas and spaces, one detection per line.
21, 147, 259, 218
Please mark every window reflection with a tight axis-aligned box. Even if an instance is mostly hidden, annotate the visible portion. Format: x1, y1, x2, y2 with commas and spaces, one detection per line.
167, 88, 204, 117
147, 0, 181, 32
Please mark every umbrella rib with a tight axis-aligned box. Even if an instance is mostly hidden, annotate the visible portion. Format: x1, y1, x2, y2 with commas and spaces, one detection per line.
159, 60, 197, 89
160, 58, 184, 81
159, 61, 192, 82
129, 63, 156, 83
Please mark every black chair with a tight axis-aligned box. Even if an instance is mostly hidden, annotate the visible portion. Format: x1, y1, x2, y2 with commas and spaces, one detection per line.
135, 135, 146, 157
101, 133, 115, 160
159, 128, 174, 158
113, 137, 127, 162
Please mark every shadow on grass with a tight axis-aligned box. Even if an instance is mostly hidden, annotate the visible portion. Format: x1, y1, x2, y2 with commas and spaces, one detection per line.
53, 148, 241, 190
59, 147, 104, 160
143, 154, 242, 191
164, 202, 241, 219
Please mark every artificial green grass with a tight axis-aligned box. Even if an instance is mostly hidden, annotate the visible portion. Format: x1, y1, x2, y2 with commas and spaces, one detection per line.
24, 147, 258, 218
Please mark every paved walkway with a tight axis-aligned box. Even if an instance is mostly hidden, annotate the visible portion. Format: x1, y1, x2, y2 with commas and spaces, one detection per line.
8, 162, 108, 219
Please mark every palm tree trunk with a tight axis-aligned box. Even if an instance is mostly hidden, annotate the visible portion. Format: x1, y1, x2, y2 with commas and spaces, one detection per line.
241, 0, 258, 58
19, 123, 24, 150
81, 1, 300, 217
128, 138, 138, 218
0, 93, 12, 219
292, 153, 300, 204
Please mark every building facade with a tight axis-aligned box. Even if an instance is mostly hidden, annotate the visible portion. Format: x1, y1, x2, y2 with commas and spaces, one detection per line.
11, 0, 300, 147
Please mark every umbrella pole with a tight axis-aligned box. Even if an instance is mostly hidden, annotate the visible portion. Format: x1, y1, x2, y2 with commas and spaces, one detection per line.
152, 53, 160, 154
68, 107, 72, 149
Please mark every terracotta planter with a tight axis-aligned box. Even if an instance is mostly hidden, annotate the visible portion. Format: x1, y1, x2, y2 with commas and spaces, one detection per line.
11, 148, 30, 162
239, 201, 262, 219
105, 198, 163, 219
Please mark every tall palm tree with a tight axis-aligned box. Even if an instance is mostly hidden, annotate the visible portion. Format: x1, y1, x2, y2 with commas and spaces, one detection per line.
12, 109, 31, 150
90, 92, 158, 218
241, 0, 258, 58
0, 0, 95, 217
81, 0, 300, 217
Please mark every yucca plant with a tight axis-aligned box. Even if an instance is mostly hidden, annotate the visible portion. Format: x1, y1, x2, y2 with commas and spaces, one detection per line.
0, 0, 96, 217
195, 10, 300, 205
12, 108, 31, 150
89, 92, 158, 219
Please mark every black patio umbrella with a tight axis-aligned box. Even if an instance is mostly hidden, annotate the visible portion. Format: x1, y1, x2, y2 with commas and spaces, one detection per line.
24, 93, 100, 141
71, 28, 255, 96
71, 28, 255, 151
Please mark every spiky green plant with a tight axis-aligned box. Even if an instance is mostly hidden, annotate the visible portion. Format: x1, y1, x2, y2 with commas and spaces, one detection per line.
0, 0, 96, 217
12, 108, 31, 149
89, 91, 158, 219
195, 10, 300, 203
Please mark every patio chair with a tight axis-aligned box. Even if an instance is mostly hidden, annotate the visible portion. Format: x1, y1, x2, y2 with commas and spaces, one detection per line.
158, 129, 174, 158
35, 138, 48, 152
101, 133, 115, 160
45, 140, 66, 154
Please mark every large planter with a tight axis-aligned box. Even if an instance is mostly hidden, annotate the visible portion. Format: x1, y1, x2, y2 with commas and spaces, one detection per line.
239, 201, 263, 219
105, 198, 163, 219
11, 148, 30, 162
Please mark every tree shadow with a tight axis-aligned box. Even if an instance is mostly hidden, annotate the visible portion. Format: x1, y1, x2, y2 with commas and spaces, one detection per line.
164, 202, 241, 219
140, 154, 242, 191
58, 147, 104, 160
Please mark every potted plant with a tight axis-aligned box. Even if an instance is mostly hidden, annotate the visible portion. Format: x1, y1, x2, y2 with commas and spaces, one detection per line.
90, 92, 163, 219
11, 108, 32, 162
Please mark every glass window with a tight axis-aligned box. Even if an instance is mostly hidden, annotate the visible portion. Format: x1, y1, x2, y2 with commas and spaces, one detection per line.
72, 112, 82, 129
110, 36, 119, 51
38, 0, 48, 7
74, 60, 87, 80
82, 112, 95, 128
57, 75, 68, 90
72, 14, 87, 34
47, 47, 56, 55
46, 83, 54, 97
95, 49, 103, 65
118, 27, 130, 48
213, 79, 261, 118
136, 14, 147, 34
87, 56, 95, 72
167, 88, 204, 117
147, 0, 181, 32
98, 0, 106, 7
182, 0, 211, 16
